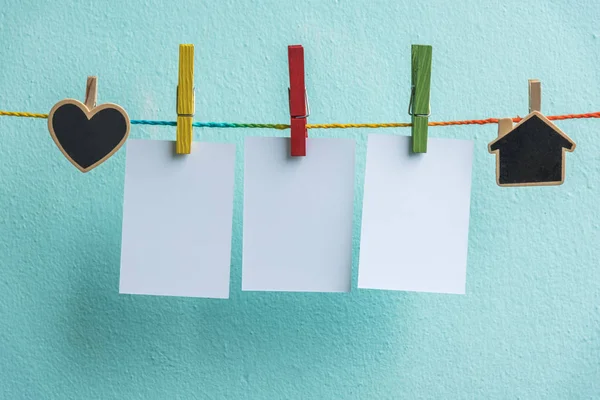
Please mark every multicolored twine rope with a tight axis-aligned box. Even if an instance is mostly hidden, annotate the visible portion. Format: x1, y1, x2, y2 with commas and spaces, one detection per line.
2, 110, 600, 129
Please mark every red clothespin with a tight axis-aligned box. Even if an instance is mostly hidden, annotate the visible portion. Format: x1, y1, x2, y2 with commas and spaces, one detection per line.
288, 45, 309, 156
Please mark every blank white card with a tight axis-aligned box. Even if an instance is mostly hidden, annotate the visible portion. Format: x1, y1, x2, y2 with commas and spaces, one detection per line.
243, 137, 355, 292
358, 135, 474, 294
120, 140, 236, 298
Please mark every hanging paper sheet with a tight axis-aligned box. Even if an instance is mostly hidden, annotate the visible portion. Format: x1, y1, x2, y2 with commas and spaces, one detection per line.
242, 137, 355, 292
119, 139, 236, 298
358, 135, 474, 294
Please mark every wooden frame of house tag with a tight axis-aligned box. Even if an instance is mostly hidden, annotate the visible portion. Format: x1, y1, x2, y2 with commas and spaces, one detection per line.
488, 79, 575, 187
48, 76, 130, 172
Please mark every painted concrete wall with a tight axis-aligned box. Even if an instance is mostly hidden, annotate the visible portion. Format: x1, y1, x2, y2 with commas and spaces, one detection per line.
1, 0, 598, 398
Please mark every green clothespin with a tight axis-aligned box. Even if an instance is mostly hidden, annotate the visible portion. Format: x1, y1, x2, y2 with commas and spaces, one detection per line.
409, 45, 432, 153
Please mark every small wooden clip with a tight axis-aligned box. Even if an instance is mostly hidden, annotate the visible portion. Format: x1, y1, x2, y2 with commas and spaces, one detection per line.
176, 44, 195, 154
528, 79, 541, 113
288, 45, 308, 157
409, 45, 432, 153
84, 76, 97, 109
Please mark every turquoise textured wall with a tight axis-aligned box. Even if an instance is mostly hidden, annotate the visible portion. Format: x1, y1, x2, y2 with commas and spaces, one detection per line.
1, 0, 599, 398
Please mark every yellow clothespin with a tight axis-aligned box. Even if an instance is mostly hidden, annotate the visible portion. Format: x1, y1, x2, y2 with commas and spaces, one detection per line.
176, 44, 195, 154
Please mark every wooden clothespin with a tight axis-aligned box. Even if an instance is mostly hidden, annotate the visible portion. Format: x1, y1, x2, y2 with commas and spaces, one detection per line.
528, 79, 541, 113
288, 45, 309, 156
409, 45, 432, 153
176, 44, 195, 154
84, 76, 97, 109
496, 79, 542, 138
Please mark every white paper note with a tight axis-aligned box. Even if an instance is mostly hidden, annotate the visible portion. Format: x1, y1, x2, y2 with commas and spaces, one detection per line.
120, 139, 236, 298
358, 135, 474, 294
242, 137, 355, 292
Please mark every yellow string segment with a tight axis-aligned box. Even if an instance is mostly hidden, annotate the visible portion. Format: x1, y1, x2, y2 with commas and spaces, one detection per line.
0, 111, 48, 119
3, 110, 600, 128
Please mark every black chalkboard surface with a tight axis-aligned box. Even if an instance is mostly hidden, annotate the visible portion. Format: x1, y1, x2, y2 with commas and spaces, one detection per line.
48, 100, 130, 172
488, 111, 575, 187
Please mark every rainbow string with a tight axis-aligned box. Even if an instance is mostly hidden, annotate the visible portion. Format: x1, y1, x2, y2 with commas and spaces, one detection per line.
2, 110, 600, 129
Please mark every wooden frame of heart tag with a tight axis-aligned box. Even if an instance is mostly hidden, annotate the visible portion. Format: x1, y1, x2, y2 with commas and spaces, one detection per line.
48, 76, 130, 173
488, 80, 576, 187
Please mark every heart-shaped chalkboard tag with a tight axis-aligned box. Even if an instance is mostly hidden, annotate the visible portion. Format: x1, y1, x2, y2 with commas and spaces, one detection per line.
48, 97, 130, 173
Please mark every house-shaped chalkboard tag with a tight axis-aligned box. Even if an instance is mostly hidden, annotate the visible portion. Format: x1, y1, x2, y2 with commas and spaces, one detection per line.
48, 76, 130, 173
488, 80, 575, 187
